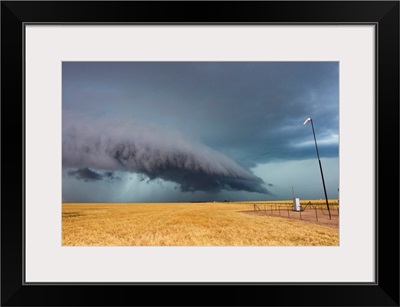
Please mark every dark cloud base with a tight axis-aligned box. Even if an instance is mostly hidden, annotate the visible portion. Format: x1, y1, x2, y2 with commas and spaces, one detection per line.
68, 168, 120, 183
63, 117, 271, 195
66, 162, 269, 195
144, 166, 268, 194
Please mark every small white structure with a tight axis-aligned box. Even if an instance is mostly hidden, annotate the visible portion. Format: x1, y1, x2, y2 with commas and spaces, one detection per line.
293, 198, 301, 211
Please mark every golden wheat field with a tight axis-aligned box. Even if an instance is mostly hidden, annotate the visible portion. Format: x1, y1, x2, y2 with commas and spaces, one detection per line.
62, 200, 339, 246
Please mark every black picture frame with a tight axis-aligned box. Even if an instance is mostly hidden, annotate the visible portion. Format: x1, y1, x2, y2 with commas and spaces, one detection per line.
1, 1, 399, 306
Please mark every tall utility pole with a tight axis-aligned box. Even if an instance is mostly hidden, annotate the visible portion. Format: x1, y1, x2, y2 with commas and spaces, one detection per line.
303, 118, 331, 220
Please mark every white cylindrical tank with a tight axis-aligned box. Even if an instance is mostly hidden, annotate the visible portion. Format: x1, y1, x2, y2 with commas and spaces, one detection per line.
293, 198, 301, 211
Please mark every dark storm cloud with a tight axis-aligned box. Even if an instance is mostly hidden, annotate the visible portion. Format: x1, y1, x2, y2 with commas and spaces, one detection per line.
68, 167, 120, 183
62, 114, 270, 194
68, 168, 102, 182
63, 62, 339, 165
103, 171, 121, 183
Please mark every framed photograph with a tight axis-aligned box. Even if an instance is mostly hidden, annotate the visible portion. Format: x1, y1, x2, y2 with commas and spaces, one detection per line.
1, 1, 399, 306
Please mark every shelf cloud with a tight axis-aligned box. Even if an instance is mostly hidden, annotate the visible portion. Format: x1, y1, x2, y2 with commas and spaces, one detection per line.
63, 114, 270, 194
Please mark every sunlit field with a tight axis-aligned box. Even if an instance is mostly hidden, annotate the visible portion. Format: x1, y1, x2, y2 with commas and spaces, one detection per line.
62, 201, 338, 246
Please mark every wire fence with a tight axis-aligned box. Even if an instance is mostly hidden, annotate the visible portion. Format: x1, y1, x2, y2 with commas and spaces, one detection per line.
239, 201, 339, 226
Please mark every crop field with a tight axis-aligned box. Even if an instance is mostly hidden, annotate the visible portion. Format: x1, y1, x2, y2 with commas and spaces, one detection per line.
62, 201, 338, 246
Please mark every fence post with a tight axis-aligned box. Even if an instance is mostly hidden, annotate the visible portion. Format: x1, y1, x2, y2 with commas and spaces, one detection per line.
315, 206, 318, 221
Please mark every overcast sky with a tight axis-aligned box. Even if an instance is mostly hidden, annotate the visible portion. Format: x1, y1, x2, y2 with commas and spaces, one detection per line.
62, 62, 339, 202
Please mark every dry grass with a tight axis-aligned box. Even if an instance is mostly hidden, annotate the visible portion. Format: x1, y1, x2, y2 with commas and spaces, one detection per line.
62, 201, 339, 246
